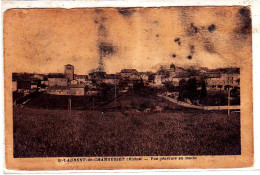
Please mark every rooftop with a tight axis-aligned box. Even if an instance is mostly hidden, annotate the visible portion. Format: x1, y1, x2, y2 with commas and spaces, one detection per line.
121, 69, 138, 73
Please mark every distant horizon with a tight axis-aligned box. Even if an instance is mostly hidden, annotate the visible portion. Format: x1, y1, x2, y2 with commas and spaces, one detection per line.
12, 64, 240, 75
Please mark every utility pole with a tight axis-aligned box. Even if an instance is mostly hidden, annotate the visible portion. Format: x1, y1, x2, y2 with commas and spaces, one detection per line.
92, 97, 95, 111
228, 87, 231, 115
68, 97, 71, 111
114, 74, 117, 108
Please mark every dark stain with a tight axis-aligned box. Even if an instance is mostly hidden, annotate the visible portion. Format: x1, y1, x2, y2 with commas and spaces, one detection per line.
98, 24, 107, 37
238, 7, 251, 35
95, 9, 104, 14
101, 17, 107, 22
94, 20, 99, 24
156, 34, 159, 37
190, 45, 195, 54
188, 23, 199, 36
205, 44, 215, 54
204, 41, 216, 54
99, 42, 116, 57
187, 55, 192, 60
172, 54, 176, 58
118, 8, 135, 17
208, 24, 216, 32
174, 38, 181, 45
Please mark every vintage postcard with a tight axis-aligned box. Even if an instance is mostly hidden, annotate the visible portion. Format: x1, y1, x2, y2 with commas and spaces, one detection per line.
4, 7, 253, 170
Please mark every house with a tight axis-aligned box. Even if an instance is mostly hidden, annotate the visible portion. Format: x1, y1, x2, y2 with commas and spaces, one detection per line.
41, 80, 49, 86
70, 79, 78, 85
85, 79, 94, 87
86, 89, 100, 96
221, 72, 240, 87
205, 68, 240, 90
171, 77, 183, 86
74, 74, 88, 84
154, 74, 164, 85
205, 73, 221, 89
47, 86, 71, 95
47, 73, 68, 86
48, 78, 68, 87
103, 74, 119, 85
139, 72, 151, 82
129, 73, 140, 80
17, 80, 31, 90
120, 69, 138, 78
17, 81, 31, 93
31, 84, 38, 89
32, 74, 45, 80
47, 84, 87, 96
154, 70, 170, 85
69, 84, 86, 96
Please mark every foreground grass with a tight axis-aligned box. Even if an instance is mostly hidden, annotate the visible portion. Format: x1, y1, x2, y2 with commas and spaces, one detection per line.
13, 107, 240, 157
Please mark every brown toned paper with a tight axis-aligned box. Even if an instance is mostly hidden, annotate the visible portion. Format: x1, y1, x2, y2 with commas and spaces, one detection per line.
4, 7, 253, 170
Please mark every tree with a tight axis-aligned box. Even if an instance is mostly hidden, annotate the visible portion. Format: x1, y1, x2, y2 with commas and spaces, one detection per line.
133, 79, 144, 93
163, 81, 176, 92
200, 80, 207, 102
178, 79, 187, 100
186, 78, 198, 102
148, 74, 155, 83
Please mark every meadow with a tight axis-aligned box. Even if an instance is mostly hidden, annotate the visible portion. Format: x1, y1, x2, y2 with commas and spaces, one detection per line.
13, 107, 240, 157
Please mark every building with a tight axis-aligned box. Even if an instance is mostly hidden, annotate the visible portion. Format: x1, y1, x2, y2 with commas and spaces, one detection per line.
120, 69, 138, 78
31, 83, 38, 89
48, 78, 68, 87
64, 64, 74, 81
70, 80, 78, 85
17, 81, 31, 93
103, 74, 119, 85
205, 68, 240, 90
69, 84, 86, 96
74, 74, 88, 84
139, 72, 150, 81
85, 79, 94, 87
205, 73, 221, 89
41, 80, 49, 86
17, 81, 31, 90
47, 86, 71, 95
47, 84, 87, 96
32, 74, 45, 80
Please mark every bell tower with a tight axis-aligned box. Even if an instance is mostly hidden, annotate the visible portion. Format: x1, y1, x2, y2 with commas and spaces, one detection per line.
64, 64, 74, 81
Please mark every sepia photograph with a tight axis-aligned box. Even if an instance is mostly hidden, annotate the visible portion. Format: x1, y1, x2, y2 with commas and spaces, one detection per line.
4, 6, 253, 170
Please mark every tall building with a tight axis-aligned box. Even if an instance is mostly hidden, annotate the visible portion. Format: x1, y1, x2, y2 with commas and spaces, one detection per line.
64, 64, 74, 81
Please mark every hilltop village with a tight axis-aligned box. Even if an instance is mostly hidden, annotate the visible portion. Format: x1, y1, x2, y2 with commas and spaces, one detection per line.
12, 64, 240, 98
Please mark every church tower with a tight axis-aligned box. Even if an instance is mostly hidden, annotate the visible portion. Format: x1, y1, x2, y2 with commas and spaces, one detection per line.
64, 64, 74, 81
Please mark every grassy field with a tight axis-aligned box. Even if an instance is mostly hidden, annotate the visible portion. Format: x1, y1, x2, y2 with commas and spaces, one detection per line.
13, 107, 240, 157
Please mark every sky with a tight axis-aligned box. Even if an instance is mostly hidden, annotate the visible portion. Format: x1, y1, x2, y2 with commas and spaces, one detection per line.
4, 7, 251, 74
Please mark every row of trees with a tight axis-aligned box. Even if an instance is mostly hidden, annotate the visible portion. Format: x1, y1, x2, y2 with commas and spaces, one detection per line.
163, 78, 207, 104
